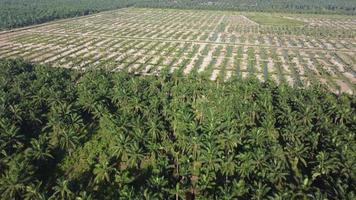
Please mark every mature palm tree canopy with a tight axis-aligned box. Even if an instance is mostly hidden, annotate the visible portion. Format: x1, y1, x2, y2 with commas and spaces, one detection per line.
0, 59, 355, 199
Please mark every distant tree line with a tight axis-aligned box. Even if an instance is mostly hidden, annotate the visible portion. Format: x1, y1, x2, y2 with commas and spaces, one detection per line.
138, 0, 356, 15
0, 0, 355, 30
0, 59, 355, 199
0, 0, 139, 30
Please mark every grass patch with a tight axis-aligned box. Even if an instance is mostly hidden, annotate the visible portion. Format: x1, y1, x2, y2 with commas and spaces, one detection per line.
245, 13, 305, 26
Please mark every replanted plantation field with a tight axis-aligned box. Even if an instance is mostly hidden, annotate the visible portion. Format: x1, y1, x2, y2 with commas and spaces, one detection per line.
0, 8, 355, 94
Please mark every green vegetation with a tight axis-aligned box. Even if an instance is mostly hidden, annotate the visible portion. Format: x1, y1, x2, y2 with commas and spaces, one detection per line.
1, 58, 355, 199
0, 0, 140, 30
139, 0, 356, 15
244, 13, 305, 26
0, 0, 355, 30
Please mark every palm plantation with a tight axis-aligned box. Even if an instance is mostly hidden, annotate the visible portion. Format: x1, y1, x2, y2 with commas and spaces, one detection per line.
0, 59, 355, 199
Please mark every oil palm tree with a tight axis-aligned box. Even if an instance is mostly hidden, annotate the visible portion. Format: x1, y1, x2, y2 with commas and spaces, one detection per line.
24, 182, 46, 200
93, 155, 114, 184
25, 135, 53, 161
0, 160, 30, 199
51, 179, 73, 200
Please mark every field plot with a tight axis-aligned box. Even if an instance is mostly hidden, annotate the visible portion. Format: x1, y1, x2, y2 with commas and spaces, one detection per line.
0, 8, 355, 93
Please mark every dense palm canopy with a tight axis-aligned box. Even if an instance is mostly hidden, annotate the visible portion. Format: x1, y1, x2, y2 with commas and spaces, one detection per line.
0, 58, 355, 199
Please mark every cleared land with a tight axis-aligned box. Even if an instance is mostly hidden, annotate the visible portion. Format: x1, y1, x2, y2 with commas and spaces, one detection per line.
0, 8, 355, 93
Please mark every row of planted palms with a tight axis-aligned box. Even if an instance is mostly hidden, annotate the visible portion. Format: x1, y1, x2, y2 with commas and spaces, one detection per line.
0, 58, 355, 199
